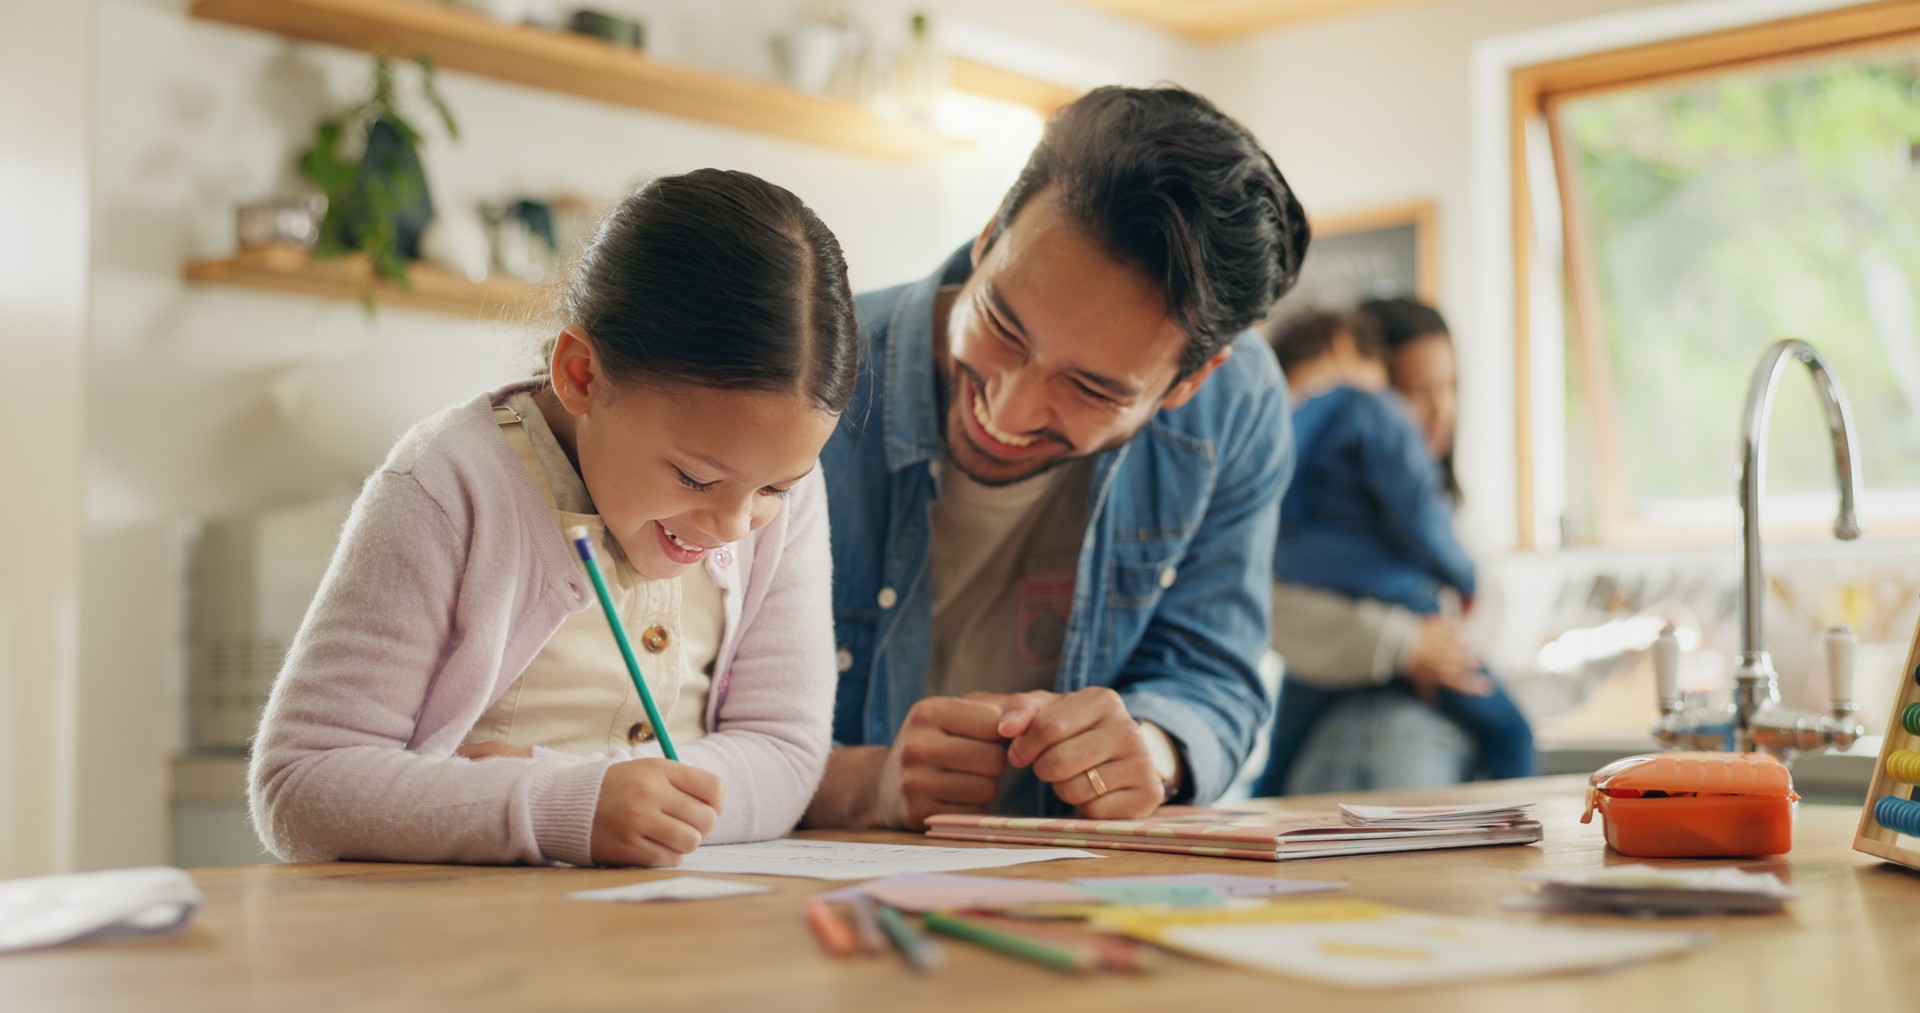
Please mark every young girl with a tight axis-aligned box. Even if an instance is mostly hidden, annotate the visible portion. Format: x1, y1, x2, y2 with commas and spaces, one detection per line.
250, 169, 857, 868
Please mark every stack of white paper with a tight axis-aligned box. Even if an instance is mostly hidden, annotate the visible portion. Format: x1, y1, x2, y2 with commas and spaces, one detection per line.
1506, 865, 1797, 915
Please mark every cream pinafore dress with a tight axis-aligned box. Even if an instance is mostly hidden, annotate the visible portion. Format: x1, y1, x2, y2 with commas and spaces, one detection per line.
462, 395, 722, 753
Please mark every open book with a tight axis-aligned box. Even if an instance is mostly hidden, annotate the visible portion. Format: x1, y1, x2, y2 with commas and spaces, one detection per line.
924, 805, 1542, 862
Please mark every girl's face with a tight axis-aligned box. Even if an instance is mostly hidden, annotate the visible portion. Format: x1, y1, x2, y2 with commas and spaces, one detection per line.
1390, 333, 1458, 460
551, 329, 838, 581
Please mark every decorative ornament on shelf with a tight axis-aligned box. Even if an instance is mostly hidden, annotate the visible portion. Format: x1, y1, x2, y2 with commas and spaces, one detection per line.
297, 53, 461, 299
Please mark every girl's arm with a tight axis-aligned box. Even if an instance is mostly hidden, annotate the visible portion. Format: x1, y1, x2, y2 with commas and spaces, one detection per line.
1356, 396, 1477, 598
249, 468, 611, 867
540, 469, 838, 844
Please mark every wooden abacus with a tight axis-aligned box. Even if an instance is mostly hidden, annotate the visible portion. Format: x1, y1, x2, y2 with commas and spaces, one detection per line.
1853, 613, 1920, 870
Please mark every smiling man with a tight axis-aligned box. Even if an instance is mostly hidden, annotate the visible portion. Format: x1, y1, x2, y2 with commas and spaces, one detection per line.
806, 86, 1310, 829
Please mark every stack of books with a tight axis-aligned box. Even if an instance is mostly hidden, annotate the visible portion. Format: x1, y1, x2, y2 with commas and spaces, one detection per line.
925, 801, 1542, 862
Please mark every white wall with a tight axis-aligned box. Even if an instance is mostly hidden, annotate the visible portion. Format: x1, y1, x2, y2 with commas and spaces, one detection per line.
0, 0, 92, 878
1200, 0, 1678, 553
76, 0, 1199, 869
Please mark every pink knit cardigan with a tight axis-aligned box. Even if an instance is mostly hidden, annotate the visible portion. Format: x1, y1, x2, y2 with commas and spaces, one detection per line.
249, 384, 837, 866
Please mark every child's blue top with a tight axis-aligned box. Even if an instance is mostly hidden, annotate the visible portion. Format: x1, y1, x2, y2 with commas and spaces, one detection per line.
1272, 384, 1475, 613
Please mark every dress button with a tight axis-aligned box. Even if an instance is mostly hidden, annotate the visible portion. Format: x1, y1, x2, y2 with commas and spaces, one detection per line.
835, 647, 854, 673
1158, 566, 1177, 590
627, 721, 653, 745
877, 587, 897, 610
641, 625, 671, 653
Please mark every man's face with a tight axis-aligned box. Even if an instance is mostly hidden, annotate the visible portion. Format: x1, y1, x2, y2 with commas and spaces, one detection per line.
940, 192, 1227, 487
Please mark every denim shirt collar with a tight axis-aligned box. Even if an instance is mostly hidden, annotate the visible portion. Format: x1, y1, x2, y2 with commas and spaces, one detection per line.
882, 244, 974, 473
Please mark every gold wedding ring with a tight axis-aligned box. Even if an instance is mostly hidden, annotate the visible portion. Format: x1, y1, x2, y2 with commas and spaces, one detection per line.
1086, 768, 1109, 798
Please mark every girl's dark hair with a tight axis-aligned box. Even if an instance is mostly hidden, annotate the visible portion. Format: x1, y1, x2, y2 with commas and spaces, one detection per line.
1357, 296, 1459, 500
559, 168, 858, 414
990, 86, 1311, 379
1266, 307, 1381, 374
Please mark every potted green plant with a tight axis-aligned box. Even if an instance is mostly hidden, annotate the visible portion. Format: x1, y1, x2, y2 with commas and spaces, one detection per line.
298, 53, 460, 290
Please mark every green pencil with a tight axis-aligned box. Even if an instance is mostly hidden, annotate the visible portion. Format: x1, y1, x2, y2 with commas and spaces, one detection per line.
922, 911, 1098, 974
568, 526, 677, 761
875, 903, 946, 972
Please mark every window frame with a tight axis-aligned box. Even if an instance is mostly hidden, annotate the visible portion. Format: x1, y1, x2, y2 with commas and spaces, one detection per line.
1508, 0, 1920, 549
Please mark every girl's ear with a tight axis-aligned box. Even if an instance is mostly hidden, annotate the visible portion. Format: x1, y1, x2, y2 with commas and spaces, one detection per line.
550, 326, 600, 417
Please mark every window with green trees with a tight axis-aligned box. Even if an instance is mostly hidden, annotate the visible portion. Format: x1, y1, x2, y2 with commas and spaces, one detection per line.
1553, 43, 1920, 542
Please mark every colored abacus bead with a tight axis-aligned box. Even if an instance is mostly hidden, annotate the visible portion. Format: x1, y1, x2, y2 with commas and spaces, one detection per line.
1889, 749, 1920, 785
1904, 701, 1920, 737
1874, 795, 1920, 837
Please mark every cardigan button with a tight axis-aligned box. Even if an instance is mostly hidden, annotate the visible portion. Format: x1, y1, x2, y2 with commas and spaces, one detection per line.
714, 546, 734, 567
627, 721, 653, 745
641, 625, 671, 653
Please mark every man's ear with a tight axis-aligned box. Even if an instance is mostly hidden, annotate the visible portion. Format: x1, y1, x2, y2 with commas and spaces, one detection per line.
549, 325, 603, 417
1159, 345, 1234, 412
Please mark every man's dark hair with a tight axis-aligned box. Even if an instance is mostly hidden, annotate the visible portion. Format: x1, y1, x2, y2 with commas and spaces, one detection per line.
988, 85, 1311, 378
1267, 308, 1382, 374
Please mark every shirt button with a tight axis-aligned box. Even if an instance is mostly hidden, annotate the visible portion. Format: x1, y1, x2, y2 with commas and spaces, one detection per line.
627, 721, 653, 745
836, 646, 854, 673
641, 625, 671, 653
1158, 566, 1177, 590
877, 587, 898, 610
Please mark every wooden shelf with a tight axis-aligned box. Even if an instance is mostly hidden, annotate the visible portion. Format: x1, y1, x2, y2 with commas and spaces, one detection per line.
189, 0, 968, 160
184, 245, 546, 319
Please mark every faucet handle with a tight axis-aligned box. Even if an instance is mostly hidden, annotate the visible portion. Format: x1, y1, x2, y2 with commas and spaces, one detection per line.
1654, 624, 1681, 707
1826, 624, 1857, 707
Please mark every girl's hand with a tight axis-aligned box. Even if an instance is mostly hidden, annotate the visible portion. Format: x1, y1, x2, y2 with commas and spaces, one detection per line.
590, 759, 724, 868
456, 741, 533, 760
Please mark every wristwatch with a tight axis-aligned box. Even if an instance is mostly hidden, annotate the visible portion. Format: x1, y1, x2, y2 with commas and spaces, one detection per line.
1137, 720, 1187, 802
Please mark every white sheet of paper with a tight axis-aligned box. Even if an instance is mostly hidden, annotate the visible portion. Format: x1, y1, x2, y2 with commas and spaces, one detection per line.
568, 877, 774, 903
0, 866, 202, 954
674, 839, 1102, 881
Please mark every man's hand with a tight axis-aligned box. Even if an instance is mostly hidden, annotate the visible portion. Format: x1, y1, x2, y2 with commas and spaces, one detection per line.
994, 687, 1162, 819
1403, 615, 1491, 704
876, 696, 1009, 830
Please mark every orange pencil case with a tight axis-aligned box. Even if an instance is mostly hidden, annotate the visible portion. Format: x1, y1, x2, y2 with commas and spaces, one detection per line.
1582, 752, 1798, 857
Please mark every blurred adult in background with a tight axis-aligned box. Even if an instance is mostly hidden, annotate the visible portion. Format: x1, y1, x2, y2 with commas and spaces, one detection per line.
1257, 297, 1534, 795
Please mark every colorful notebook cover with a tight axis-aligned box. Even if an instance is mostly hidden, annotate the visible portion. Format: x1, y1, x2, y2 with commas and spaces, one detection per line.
924, 807, 1543, 861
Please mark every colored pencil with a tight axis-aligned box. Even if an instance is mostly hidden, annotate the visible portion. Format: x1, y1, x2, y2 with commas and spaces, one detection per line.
850, 895, 889, 955
962, 913, 1146, 972
875, 902, 946, 972
922, 911, 1098, 973
569, 526, 677, 760
807, 899, 857, 957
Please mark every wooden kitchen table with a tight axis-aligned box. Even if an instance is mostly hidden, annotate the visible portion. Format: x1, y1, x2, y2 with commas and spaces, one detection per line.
6, 776, 1915, 1012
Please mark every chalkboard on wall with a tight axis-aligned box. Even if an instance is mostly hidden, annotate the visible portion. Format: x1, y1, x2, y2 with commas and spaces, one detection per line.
1269, 201, 1437, 324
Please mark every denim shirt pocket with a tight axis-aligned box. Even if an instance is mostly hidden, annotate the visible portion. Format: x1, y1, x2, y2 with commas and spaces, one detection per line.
1105, 530, 1192, 613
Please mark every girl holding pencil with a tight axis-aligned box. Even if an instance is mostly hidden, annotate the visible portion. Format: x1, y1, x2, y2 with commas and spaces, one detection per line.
250, 169, 856, 868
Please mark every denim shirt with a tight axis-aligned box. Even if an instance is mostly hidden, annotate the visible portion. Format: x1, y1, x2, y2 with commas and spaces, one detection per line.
821, 246, 1294, 808
1272, 385, 1475, 614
